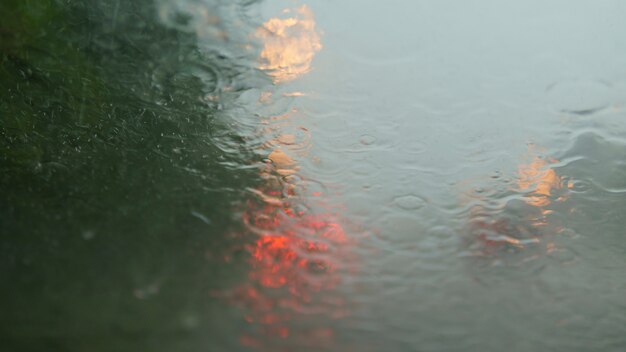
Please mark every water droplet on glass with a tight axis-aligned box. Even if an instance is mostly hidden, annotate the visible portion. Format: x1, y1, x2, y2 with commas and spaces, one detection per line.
191, 210, 212, 225
181, 314, 200, 330
359, 134, 377, 146
567, 179, 591, 193
82, 230, 95, 240
133, 284, 160, 300
392, 194, 426, 210
547, 79, 611, 115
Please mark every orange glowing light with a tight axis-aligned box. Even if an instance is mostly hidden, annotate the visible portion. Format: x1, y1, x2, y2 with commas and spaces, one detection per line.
236, 190, 350, 347
233, 127, 351, 348
268, 148, 295, 168
227, 6, 351, 348
460, 145, 566, 257
256, 5, 322, 83
268, 147, 298, 176
517, 147, 561, 207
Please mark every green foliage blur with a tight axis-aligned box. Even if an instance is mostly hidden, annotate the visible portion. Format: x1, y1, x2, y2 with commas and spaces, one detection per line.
0, 1, 258, 350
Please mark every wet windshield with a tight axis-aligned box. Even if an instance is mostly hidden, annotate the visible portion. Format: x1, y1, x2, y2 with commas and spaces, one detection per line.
2, 1, 626, 351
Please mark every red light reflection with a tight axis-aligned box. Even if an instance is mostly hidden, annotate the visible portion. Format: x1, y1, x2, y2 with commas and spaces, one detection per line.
225, 5, 354, 349
232, 168, 352, 349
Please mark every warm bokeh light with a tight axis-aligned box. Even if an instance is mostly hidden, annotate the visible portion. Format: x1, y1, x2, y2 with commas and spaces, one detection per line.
268, 147, 297, 176
236, 156, 350, 348
517, 147, 561, 207
256, 5, 322, 83
461, 145, 565, 256
231, 9, 348, 346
